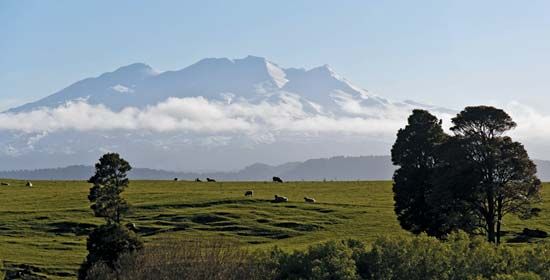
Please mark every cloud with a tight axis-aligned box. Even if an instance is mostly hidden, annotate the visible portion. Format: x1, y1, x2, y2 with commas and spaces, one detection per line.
0, 95, 408, 137
0, 96, 547, 145
500, 102, 550, 142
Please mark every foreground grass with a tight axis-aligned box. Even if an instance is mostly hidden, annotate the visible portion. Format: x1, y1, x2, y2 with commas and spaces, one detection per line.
0, 180, 548, 279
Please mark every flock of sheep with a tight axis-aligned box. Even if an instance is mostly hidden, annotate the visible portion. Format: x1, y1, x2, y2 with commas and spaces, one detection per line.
5, 177, 318, 204
187, 176, 317, 204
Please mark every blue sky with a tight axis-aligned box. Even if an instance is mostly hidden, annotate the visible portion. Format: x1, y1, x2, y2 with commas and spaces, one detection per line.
1, 0, 549, 111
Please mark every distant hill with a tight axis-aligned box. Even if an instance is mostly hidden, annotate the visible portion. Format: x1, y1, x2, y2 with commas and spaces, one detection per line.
0, 156, 548, 182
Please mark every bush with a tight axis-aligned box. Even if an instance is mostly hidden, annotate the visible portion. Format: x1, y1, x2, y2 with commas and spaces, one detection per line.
524, 243, 550, 280
0, 260, 4, 280
264, 240, 361, 280
79, 223, 143, 279
366, 234, 452, 280
82, 234, 550, 280
490, 272, 542, 280
87, 238, 269, 280
362, 232, 548, 280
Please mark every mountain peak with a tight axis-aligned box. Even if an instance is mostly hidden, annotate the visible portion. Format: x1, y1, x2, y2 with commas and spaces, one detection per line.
309, 64, 337, 77
241, 55, 268, 62
111, 63, 158, 76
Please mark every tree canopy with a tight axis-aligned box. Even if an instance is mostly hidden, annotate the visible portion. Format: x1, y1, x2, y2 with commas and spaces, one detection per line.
88, 153, 132, 224
392, 106, 541, 244
391, 109, 451, 237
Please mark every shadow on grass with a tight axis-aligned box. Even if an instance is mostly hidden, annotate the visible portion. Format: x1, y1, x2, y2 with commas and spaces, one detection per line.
46, 221, 96, 236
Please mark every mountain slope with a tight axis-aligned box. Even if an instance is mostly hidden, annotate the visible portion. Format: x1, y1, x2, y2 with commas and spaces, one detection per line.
8, 63, 159, 113
7, 56, 418, 114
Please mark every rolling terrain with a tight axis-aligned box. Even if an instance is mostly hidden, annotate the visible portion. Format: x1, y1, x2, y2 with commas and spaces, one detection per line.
0, 180, 549, 279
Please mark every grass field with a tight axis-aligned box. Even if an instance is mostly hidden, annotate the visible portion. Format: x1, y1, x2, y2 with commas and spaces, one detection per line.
0, 180, 549, 279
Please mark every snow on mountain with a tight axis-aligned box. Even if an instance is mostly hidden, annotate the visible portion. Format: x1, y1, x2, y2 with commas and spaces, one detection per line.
0, 55, 455, 171
8, 55, 422, 115
9, 63, 159, 113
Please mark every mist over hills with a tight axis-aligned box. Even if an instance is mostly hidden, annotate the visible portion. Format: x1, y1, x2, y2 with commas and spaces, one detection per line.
1, 156, 548, 182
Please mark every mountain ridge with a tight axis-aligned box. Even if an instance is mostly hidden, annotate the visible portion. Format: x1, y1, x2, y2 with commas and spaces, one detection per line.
1, 156, 548, 182
7, 55, 429, 114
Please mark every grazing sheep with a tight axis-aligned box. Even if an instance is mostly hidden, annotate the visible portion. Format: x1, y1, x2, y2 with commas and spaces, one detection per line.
206, 178, 216, 182
195, 178, 202, 182
26, 181, 33, 187
174, 178, 178, 181
0, 182, 9, 186
245, 190, 254, 197
273, 194, 288, 203
304, 197, 316, 203
272, 176, 283, 183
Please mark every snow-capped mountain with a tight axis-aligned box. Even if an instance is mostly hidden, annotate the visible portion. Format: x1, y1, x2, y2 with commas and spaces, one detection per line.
1, 56, 451, 171
8, 55, 398, 114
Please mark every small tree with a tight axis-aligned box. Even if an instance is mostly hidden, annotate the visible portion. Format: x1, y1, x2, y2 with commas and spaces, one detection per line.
80, 153, 142, 280
78, 223, 143, 279
88, 153, 132, 224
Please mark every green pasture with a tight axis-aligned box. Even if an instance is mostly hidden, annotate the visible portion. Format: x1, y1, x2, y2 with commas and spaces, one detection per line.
0, 180, 548, 279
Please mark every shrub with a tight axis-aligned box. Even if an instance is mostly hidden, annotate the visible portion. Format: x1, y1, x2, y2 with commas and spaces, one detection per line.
79, 223, 143, 279
81, 234, 550, 280
361, 232, 548, 280
87, 238, 268, 280
265, 240, 360, 280
490, 272, 542, 280
524, 243, 550, 280
366, 234, 452, 280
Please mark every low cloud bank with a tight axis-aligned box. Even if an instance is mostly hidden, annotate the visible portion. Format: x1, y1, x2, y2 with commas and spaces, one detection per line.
0, 96, 547, 143
0, 95, 410, 137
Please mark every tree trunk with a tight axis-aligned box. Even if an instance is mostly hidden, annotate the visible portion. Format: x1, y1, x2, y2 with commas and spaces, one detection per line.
487, 216, 496, 243
486, 186, 496, 243
496, 219, 501, 245
496, 199, 503, 245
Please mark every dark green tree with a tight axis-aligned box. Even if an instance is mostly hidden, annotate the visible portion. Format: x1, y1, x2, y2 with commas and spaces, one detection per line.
439, 106, 541, 244
80, 153, 142, 280
88, 153, 132, 224
78, 223, 143, 280
391, 109, 451, 237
